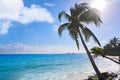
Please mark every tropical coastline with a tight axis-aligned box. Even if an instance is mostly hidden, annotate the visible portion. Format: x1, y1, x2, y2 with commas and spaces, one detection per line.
0, 0, 120, 80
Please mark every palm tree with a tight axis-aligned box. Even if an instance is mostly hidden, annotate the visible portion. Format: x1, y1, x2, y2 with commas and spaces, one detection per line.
109, 37, 120, 48
58, 3, 105, 80
103, 37, 120, 63
90, 47, 120, 64
90, 47, 104, 58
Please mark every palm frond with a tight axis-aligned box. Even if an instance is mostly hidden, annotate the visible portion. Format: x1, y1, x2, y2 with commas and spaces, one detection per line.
79, 8, 102, 26
82, 27, 101, 46
74, 3, 90, 18
68, 23, 80, 49
58, 11, 73, 22
70, 7, 76, 18
81, 26, 90, 42
90, 47, 103, 54
69, 29, 79, 49
58, 23, 69, 37
90, 47, 103, 58
75, 34, 80, 49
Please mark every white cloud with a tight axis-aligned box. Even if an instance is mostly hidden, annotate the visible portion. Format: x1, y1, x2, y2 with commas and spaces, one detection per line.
18, 4, 54, 24
0, 43, 83, 54
43, 2, 55, 7
0, 0, 54, 35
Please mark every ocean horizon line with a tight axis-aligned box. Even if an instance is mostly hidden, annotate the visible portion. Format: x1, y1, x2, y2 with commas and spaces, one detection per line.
0, 53, 85, 55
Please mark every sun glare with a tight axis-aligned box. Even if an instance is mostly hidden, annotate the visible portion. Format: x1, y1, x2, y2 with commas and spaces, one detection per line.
91, 0, 107, 11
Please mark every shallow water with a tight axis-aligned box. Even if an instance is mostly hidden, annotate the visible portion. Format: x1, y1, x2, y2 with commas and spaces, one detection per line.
0, 54, 119, 80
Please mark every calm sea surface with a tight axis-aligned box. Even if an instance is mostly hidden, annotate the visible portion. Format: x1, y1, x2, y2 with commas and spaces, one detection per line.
0, 54, 119, 80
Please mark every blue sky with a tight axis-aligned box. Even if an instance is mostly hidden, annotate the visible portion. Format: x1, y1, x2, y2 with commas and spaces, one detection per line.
0, 0, 120, 53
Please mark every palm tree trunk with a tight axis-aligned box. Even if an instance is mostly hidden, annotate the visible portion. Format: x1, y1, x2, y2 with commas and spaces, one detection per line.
79, 32, 105, 80
104, 56, 120, 64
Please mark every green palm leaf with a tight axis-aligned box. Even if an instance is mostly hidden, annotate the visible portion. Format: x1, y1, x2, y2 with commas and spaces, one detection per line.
68, 23, 80, 49
82, 27, 101, 46
58, 23, 69, 37
79, 8, 102, 26
69, 30, 79, 49
58, 11, 73, 22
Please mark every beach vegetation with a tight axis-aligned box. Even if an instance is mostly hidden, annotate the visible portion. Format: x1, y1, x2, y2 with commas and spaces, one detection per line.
88, 72, 118, 80
90, 37, 120, 64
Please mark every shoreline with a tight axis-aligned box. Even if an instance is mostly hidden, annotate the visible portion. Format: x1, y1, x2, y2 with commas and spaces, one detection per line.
0, 54, 119, 80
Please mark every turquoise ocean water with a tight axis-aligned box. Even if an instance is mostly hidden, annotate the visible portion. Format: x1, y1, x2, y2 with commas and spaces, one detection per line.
0, 54, 119, 80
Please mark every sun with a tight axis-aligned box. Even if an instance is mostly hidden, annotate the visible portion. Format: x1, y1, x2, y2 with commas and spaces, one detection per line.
91, 0, 107, 11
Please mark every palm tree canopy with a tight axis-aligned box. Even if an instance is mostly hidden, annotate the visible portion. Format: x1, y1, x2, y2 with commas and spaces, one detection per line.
58, 3, 102, 49
91, 47, 103, 55
79, 8, 102, 26
109, 37, 120, 48
90, 47, 104, 58
103, 37, 120, 56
